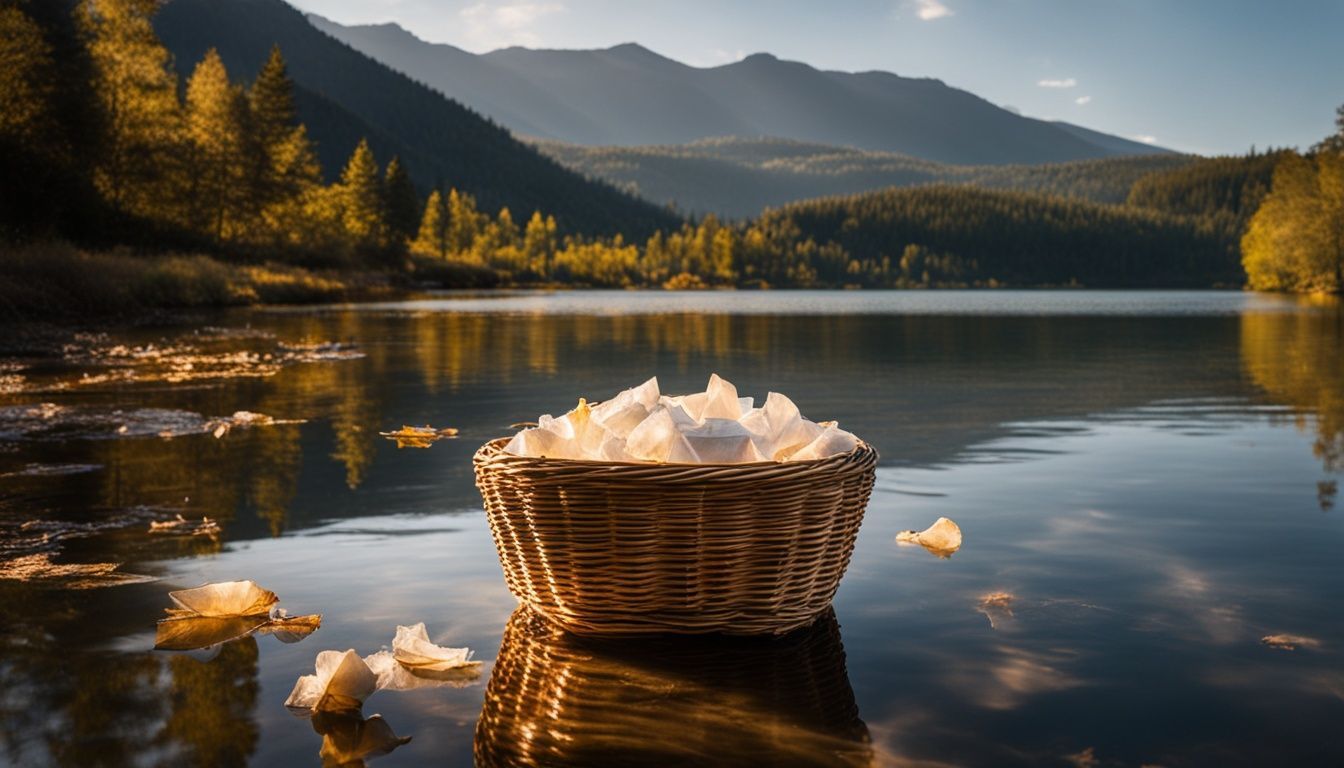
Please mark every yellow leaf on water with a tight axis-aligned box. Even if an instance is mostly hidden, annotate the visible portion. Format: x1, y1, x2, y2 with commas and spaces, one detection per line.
164, 580, 278, 618
1261, 634, 1321, 651
378, 424, 458, 448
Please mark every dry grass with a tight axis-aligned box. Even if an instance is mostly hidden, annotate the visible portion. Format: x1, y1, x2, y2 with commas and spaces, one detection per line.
0, 241, 357, 320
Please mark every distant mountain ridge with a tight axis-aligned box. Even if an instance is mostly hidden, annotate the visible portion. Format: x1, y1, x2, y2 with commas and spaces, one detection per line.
152, 0, 677, 238
536, 137, 1193, 218
309, 15, 1173, 166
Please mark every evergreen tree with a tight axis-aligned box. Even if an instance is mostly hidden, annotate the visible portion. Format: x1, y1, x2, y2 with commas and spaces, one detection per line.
248, 45, 320, 211
383, 157, 419, 243
184, 48, 249, 244
249, 46, 295, 159
78, 0, 183, 223
1314, 104, 1344, 155
412, 189, 447, 258
339, 138, 385, 253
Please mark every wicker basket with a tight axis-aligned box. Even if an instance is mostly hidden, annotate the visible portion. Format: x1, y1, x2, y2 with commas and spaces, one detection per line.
474, 606, 872, 767
473, 437, 878, 636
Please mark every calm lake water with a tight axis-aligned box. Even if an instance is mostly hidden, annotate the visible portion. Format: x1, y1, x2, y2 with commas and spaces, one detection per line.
1, 290, 1341, 767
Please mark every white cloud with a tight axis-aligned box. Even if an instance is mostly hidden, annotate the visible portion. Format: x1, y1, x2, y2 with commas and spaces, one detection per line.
1133, 134, 1158, 144
914, 0, 953, 21
1074, 95, 1091, 105
704, 48, 746, 65
1037, 77, 1077, 89
458, 2, 566, 49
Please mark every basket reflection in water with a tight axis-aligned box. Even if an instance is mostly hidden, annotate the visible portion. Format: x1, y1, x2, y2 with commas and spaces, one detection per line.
474, 607, 872, 767
473, 438, 879, 635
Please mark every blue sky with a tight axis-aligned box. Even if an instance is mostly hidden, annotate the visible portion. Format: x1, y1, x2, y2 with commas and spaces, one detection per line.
289, 0, 1344, 155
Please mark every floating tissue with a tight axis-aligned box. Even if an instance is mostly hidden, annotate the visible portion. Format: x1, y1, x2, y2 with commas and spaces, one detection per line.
504, 374, 859, 464
895, 517, 963, 557
285, 649, 380, 714
287, 623, 483, 714
390, 622, 480, 672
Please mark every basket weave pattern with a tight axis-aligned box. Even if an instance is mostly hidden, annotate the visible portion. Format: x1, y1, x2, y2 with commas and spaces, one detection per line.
473, 437, 878, 635
474, 606, 872, 767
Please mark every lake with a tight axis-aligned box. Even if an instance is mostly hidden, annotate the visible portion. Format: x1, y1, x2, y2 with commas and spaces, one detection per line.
1, 290, 1341, 767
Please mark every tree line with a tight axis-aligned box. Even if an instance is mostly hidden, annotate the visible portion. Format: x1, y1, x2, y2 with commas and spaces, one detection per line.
1, 0, 1340, 293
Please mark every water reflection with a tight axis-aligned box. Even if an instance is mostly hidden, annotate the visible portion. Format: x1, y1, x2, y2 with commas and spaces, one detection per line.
1241, 308, 1344, 507
159, 637, 261, 767
310, 708, 410, 767
0, 293, 1341, 766
475, 608, 872, 767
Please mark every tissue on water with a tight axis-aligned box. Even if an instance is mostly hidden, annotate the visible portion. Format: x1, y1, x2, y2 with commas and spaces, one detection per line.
503, 375, 858, 464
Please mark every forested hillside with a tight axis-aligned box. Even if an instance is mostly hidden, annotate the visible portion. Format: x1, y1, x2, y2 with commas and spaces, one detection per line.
310, 16, 1170, 165
753, 186, 1238, 288
153, 0, 676, 239
538, 138, 1193, 218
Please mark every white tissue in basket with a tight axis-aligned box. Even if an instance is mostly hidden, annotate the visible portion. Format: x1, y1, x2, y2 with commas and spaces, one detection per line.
503, 374, 859, 464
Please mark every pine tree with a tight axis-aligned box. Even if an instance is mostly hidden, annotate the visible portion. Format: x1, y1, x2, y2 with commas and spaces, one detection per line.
249, 46, 295, 159
78, 0, 183, 223
184, 48, 249, 244
339, 138, 385, 253
383, 157, 419, 243
248, 45, 319, 210
1314, 103, 1344, 155
412, 189, 447, 258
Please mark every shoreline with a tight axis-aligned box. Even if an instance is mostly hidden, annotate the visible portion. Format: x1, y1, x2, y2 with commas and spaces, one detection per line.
3, 242, 1332, 326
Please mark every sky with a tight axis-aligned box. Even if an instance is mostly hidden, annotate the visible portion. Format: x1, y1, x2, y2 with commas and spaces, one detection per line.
287, 0, 1344, 155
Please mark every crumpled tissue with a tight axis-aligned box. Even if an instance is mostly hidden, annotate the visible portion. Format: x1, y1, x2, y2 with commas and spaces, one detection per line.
504, 374, 859, 464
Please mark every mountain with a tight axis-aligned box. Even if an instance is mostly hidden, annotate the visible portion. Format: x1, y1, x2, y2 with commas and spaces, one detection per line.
309, 16, 1175, 166
536, 137, 1194, 218
153, 0, 678, 238
1050, 122, 1167, 156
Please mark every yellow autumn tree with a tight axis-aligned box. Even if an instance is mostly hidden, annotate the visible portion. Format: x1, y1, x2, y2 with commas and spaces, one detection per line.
184, 48, 250, 244
78, 0, 183, 224
411, 189, 447, 258
339, 138, 386, 256
1242, 151, 1344, 293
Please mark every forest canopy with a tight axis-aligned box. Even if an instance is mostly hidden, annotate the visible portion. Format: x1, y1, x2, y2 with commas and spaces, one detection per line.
0, 0, 1341, 298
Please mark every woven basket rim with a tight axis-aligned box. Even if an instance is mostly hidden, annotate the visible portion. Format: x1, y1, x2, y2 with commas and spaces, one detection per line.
475, 435, 877, 471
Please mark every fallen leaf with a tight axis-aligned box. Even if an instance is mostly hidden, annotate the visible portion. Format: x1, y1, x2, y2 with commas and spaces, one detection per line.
154, 615, 271, 651
164, 580, 278, 619
977, 591, 1015, 630
1261, 634, 1322, 651
258, 613, 324, 644
379, 425, 459, 449
149, 514, 220, 538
